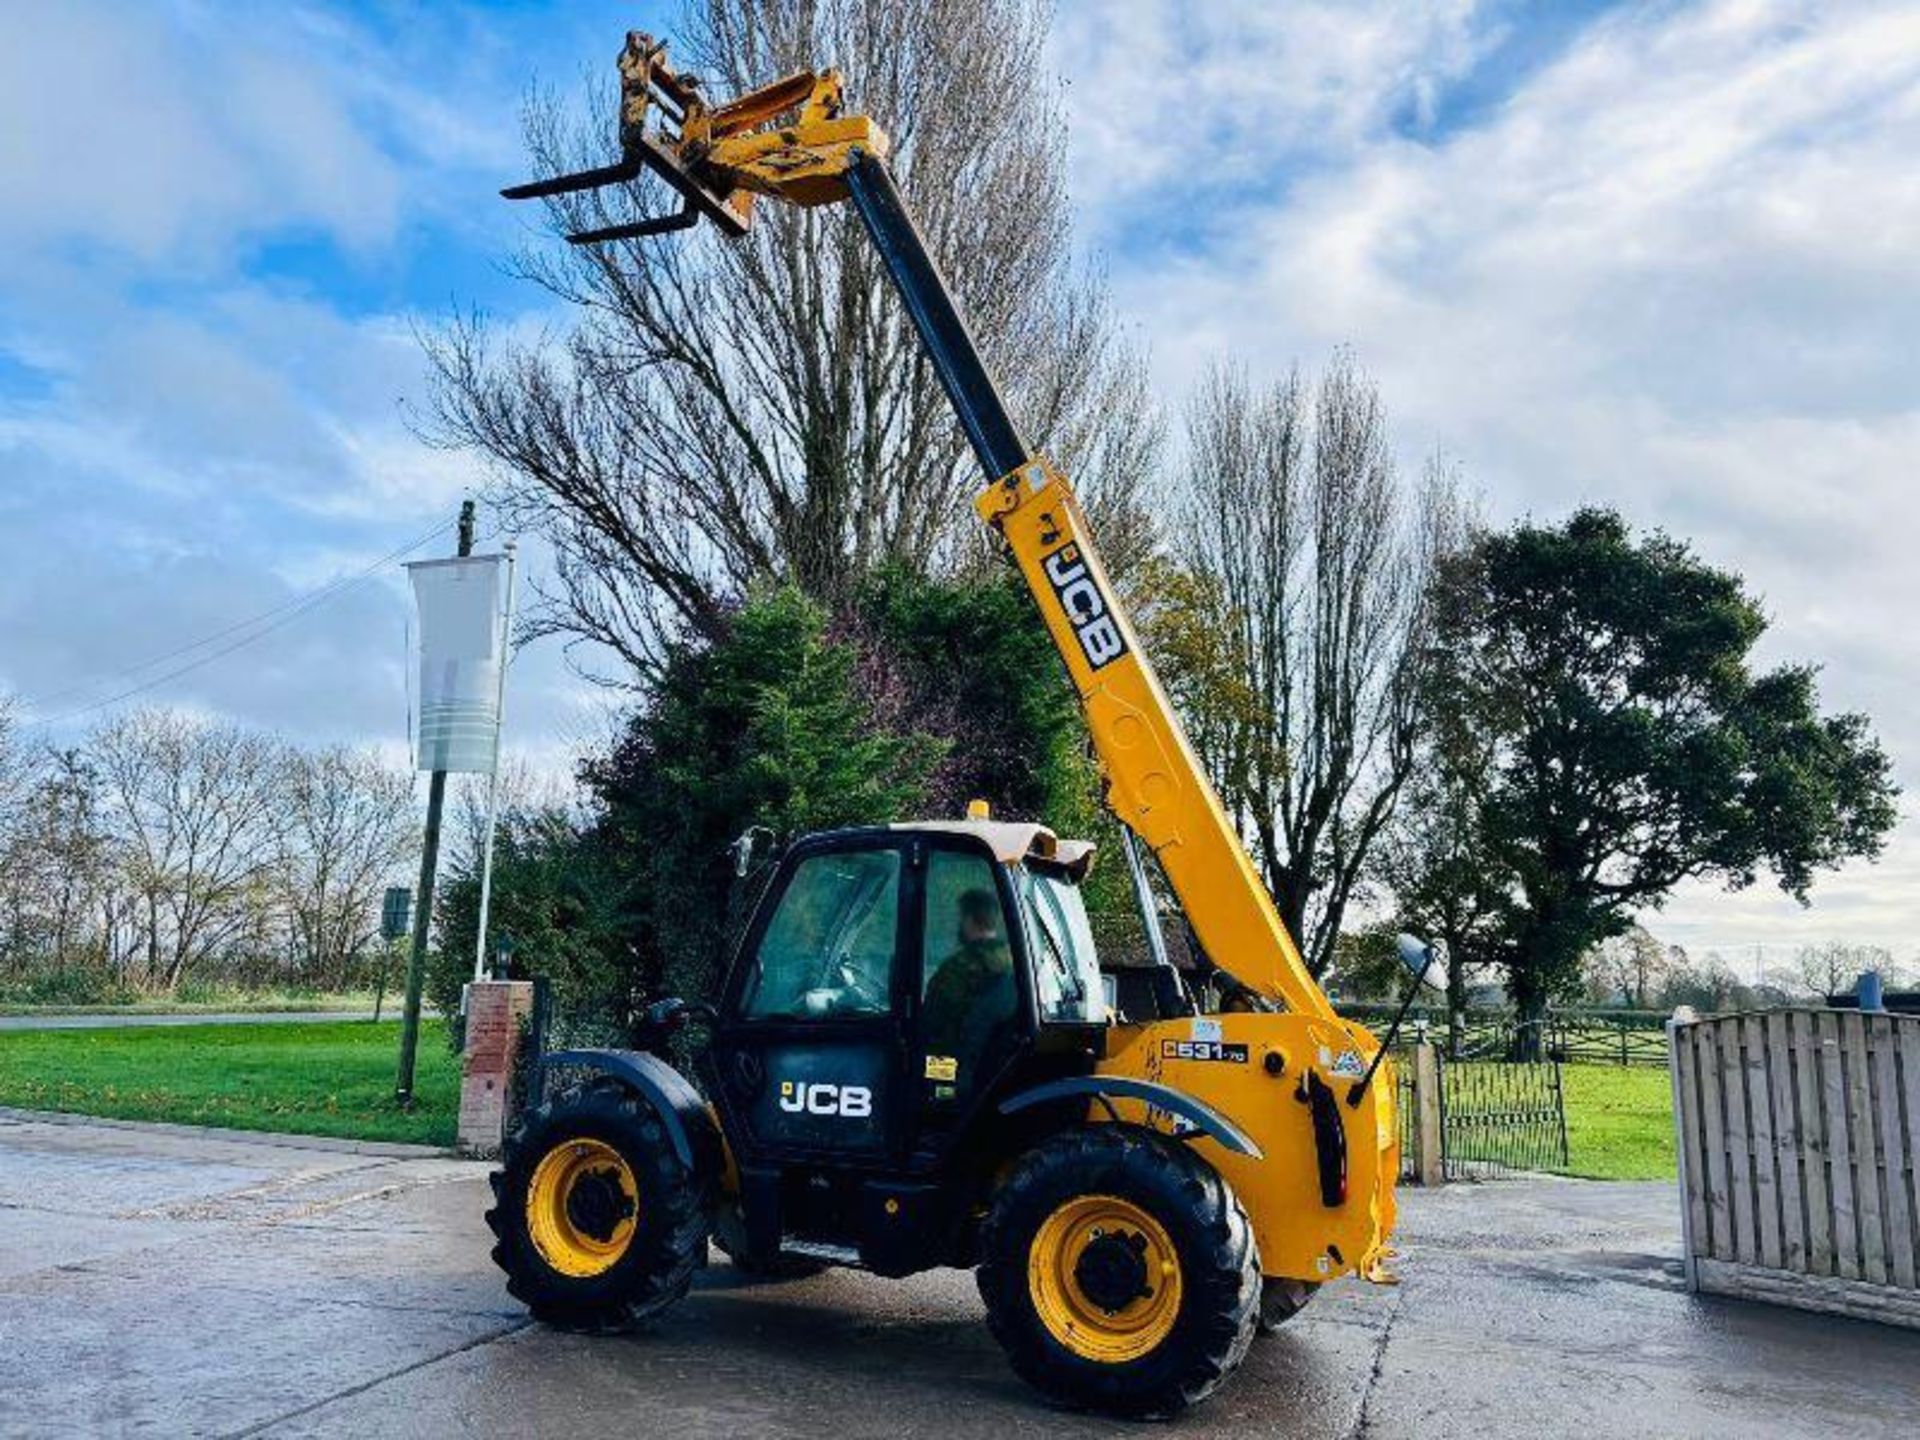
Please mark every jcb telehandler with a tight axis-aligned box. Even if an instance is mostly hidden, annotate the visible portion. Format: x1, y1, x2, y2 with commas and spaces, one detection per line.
489, 32, 1410, 1417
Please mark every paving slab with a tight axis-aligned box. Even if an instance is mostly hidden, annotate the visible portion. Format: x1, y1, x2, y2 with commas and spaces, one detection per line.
0, 1115, 1913, 1438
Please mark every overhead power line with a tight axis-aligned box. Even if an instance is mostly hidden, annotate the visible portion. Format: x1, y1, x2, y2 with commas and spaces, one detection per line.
24, 518, 458, 728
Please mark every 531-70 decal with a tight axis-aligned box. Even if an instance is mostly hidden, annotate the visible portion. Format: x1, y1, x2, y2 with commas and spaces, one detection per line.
1161, 1038, 1249, 1064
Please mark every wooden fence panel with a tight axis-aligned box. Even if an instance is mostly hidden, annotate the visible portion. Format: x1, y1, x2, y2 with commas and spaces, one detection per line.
1719, 1021, 1756, 1266
1672, 1008, 1920, 1330
1872, 1016, 1914, 1289
1789, 1009, 1832, 1276
1842, 1014, 1886, 1285
1744, 1014, 1782, 1270
1816, 1009, 1860, 1281
1763, 1011, 1805, 1274
1696, 1023, 1732, 1259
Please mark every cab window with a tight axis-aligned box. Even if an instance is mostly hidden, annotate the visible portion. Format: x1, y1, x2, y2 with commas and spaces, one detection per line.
1019, 866, 1105, 1025
740, 849, 900, 1018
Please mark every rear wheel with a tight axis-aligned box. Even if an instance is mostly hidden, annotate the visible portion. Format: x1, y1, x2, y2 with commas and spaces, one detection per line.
977, 1127, 1260, 1418
487, 1078, 706, 1331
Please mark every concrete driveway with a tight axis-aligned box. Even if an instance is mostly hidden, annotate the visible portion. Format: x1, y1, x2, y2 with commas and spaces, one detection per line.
1, 1110, 1912, 1438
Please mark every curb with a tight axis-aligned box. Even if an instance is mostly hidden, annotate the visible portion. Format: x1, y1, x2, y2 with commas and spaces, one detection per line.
0, 1105, 457, 1159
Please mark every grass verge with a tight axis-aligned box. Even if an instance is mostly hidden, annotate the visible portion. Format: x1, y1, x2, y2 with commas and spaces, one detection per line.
0, 1019, 458, 1147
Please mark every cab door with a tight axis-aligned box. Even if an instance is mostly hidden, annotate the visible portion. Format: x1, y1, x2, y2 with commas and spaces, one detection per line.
714, 837, 911, 1163
912, 841, 1027, 1145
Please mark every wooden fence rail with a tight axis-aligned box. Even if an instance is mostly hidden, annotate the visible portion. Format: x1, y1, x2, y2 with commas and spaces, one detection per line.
1341, 1004, 1672, 1065
1671, 1008, 1920, 1328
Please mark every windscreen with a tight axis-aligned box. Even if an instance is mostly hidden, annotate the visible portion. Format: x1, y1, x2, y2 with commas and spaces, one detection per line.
1018, 865, 1106, 1025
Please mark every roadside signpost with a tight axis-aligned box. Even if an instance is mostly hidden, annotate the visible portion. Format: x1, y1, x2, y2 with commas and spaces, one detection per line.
395, 503, 518, 1105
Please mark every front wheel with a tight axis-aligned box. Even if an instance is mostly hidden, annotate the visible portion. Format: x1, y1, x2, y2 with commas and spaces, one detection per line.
486, 1077, 706, 1332
977, 1127, 1260, 1418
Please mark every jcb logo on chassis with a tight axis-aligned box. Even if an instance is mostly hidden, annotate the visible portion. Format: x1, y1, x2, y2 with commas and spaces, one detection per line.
778, 1081, 873, 1117
1042, 543, 1128, 671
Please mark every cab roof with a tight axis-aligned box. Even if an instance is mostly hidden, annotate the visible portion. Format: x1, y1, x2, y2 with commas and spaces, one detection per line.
888, 818, 1096, 874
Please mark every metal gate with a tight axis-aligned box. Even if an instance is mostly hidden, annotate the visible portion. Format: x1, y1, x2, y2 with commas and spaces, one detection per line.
1394, 1042, 1570, 1182
1439, 1055, 1570, 1178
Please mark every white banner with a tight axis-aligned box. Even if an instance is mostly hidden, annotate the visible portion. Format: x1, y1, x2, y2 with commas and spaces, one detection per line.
408, 554, 507, 774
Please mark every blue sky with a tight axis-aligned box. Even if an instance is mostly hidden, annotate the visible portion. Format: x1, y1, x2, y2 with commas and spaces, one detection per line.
2, 1, 1916, 964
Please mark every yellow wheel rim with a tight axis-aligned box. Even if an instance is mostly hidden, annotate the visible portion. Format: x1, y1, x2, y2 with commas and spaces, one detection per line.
525, 1138, 639, 1278
1027, 1194, 1184, 1363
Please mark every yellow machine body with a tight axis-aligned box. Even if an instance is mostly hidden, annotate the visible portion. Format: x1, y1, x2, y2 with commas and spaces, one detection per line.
1095, 1014, 1398, 1283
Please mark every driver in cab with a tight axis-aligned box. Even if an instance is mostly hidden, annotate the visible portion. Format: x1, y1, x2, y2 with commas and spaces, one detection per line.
922, 888, 1016, 1077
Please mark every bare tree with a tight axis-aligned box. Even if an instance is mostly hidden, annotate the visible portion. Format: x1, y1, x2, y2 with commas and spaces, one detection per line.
422, 0, 1159, 681
1583, 925, 1671, 1008
1791, 941, 1896, 1000
88, 710, 280, 989
1158, 353, 1458, 976
0, 748, 122, 972
273, 747, 418, 989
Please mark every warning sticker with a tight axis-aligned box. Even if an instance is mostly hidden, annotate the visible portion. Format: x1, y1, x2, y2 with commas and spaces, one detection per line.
1329, 1048, 1367, 1079
924, 1055, 959, 1082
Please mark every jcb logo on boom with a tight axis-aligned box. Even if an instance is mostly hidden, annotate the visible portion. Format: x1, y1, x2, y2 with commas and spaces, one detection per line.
1042, 543, 1128, 671
778, 1081, 873, 1118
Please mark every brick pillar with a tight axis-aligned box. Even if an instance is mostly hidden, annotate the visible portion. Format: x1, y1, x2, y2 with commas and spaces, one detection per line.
459, 980, 534, 1158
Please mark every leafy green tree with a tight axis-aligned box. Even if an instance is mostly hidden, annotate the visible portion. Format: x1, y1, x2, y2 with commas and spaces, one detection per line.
852, 568, 1134, 938
1424, 508, 1897, 1049
431, 807, 632, 1039
589, 587, 940, 1010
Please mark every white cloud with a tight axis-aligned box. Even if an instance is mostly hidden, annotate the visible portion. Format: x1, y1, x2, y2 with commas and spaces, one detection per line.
0, 1, 403, 269
1055, 0, 1920, 953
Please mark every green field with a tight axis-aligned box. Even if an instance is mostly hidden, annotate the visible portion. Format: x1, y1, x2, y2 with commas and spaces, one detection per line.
1557, 1062, 1674, 1181
0, 1019, 458, 1147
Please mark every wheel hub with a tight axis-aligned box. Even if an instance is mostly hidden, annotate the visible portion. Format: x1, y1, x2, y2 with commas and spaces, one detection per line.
565, 1166, 635, 1243
1027, 1194, 1185, 1364
525, 1138, 641, 1278
1073, 1230, 1153, 1313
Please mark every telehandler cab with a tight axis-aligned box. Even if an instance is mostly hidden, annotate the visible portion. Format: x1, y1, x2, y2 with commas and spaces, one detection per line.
489, 32, 1407, 1417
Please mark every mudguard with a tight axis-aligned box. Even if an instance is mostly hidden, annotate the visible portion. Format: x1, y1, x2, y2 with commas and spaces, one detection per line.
998, 1075, 1264, 1158
541, 1048, 721, 1174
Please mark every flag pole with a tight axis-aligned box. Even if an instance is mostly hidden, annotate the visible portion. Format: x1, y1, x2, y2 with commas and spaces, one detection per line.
473, 539, 518, 981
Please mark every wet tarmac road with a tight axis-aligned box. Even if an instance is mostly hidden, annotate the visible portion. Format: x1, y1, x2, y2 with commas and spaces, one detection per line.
1, 1109, 1913, 1437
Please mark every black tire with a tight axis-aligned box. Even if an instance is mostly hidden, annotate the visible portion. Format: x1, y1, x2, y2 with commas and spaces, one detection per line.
710, 1201, 827, 1280
1256, 1276, 1318, 1334
977, 1126, 1260, 1418
487, 1077, 707, 1332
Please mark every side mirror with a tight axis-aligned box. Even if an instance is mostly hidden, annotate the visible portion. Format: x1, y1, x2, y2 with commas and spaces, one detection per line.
1396, 933, 1444, 991
729, 825, 771, 878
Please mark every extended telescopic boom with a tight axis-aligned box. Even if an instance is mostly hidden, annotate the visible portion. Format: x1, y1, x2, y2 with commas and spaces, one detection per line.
504, 33, 1335, 1021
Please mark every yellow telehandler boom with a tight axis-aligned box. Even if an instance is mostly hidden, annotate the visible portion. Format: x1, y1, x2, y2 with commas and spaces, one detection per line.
505, 32, 1332, 1019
